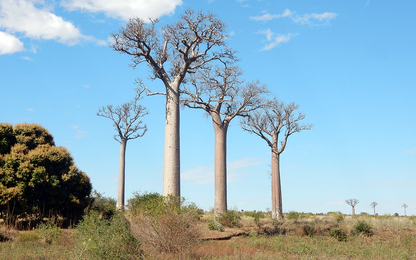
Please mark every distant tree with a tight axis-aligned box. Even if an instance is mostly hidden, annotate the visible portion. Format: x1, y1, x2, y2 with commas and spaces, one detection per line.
402, 204, 408, 216
240, 98, 312, 220
111, 9, 237, 198
0, 123, 92, 227
370, 202, 378, 216
98, 88, 148, 210
346, 199, 360, 215
183, 63, 268, 217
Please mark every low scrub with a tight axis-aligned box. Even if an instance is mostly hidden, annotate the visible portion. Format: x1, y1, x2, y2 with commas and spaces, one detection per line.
127, 193, 201, 255
72, 212, 142, 260
353, 220, 374, 236
218, 210, 241, 228
35, 218, 62, 244
329, 228, 347, 241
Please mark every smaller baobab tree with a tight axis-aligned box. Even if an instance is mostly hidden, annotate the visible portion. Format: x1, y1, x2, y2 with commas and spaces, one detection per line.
370, 202, 378, 215
182, 63, 268, 218
98, 88, 148, 210
240, 98, 312, 220
346, 199, 359, 215
402, 204, 408, 216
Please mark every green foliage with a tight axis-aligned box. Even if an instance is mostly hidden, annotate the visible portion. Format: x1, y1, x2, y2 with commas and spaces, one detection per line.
127, 192, 201, 254
303, 225, 315, 236
0, 123, 92, 228
353, 220, 374, 236
87, 191, 117, 220
219, 210, 241, 228
207, 219, 224, 232
35, 218, 62, 244
329, 228, 347, 241
73, 211, 142, 260
286, 211, 300, 220
16, 231, 40, 243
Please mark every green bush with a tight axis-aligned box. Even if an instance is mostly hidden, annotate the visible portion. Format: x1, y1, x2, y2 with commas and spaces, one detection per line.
219, 210, 241, 228
329, 228, 347, 241
35, 218, 62, 244
207, 220, 224, 232
73, 212, 142, 260
286, 211, 300, 220
303, 225, 315, 237
87, 191, 117, 220
353, 220, 373, 236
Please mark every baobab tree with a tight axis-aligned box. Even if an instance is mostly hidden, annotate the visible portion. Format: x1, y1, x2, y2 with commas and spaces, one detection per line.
240, 98, 312, 220
182, 63, 268, 217
111, 9, 236, 197
402, 204, 408, 216
346, 199, 360, 215
370, 202, 378, 215
97, 88, 148, 210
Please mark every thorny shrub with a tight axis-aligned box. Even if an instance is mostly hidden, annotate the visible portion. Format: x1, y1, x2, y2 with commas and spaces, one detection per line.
218, 210, 242, 228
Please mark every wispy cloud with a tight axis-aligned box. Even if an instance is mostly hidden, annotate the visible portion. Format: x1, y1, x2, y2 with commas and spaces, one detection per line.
251, 9, 337, 26
71, 125, 87, 139
22, 56, 32, 61
250, 9, 292, 21
400, 149, 416, 154
182, 157, 264, 185
26, 108, 35, 112
258, 29, 297, 51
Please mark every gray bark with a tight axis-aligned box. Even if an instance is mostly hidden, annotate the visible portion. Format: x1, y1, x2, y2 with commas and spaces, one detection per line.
213, 117, 228, 217
117, 138, 127, 210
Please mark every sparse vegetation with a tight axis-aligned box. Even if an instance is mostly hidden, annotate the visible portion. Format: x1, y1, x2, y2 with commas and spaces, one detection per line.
1, 209, 416, 259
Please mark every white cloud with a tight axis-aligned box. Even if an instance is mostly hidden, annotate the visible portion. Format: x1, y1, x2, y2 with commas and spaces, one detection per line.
258, 30, 296, 51
61, 0, 183, 21
22, 56, 32, 60
0, 0, 84, 46
292, 12, 337, 26
0, 31, 24, 55
26, 108, 35, 112
250, 9, 292, 21
251, 9, 337, 26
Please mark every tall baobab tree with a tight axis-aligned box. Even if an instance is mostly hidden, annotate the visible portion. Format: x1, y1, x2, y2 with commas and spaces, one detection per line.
111, 9, 236, 197
98, 88, 148, 210
182, 63, 268, 217
346, 199, 360, 215
370, 202, 378, 216
240, 98, 312, 220
402, 204, 408, 216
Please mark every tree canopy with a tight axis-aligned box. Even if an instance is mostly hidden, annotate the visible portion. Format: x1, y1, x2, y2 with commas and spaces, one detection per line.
0, 123, 92, 227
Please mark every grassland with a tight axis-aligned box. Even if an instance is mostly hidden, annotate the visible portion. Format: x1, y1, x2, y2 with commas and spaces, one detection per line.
1, 212, 415, 259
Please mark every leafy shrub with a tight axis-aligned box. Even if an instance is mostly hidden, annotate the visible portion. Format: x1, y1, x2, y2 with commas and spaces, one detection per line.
127, 193, 201, 254
87, 191, 117, 220
15, 231, 40, 243
207, 220, 224, 232
353, 220, 373, 236
329, 228, 347, 241
286, 211, 300, 220
219, 210, 241, 228
73, 211, 142, 260
303, 225, 315, 236
35, 218, 62, 244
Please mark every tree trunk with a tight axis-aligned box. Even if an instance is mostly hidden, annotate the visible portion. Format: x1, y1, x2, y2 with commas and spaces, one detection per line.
213, 117, 228, 218
352, 206, 355, 215
117, 138, 127, 210
163, 82, 181, 197
271, 147, 283, 220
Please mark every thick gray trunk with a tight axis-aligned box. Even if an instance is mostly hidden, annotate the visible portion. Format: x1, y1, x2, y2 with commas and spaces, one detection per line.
213, 121, 227, 218
271, 142, 282, 220
163, 82, 180, 197
117, 139, 127, 210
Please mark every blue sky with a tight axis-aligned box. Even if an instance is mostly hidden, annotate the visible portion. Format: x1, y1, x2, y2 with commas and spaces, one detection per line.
1, 0, 415, 215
